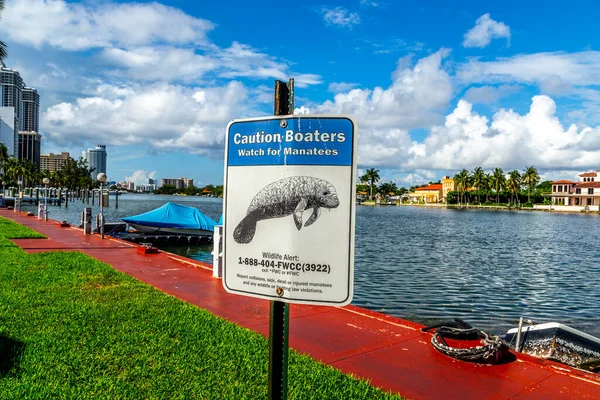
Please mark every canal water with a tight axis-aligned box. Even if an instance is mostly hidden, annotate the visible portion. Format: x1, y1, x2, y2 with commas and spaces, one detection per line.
22, 195, 600, 337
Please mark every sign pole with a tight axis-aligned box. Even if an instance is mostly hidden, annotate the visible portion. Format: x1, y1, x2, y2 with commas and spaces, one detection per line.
268, 78, 293, 400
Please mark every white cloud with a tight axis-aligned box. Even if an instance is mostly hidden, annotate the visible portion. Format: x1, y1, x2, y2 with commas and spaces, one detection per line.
320, 7, 360, 28
41, 81, 255, 155
405, 96, 600, 171
217, 42, 288, 80
294, 106, 311, 115
0, 0, 214, 50
360, 0, 381, 7
295, 50, 453, 167
124, 170, 157, 186
328, 82, 360, 93
305, 46, 600, 173
398, 172, 437, 185
458, 51, 600, 89
101, 47, 218, 82
2, 2, 322, 86
463, 13, 510, 48
463, 85, 520, 104
99, 42, 322, 85
316, 49, 453, 130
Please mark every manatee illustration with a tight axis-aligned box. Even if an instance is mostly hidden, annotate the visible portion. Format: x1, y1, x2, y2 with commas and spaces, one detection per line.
234, 176, 340, 244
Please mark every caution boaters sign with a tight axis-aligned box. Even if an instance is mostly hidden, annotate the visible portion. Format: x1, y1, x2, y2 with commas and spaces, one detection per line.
223, 115, 357, 306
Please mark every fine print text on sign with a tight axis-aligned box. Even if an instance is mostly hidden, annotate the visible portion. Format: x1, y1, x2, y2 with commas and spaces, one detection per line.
223, 115, 357, 305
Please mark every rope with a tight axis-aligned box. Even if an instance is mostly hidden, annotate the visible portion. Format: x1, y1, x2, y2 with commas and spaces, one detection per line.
422, 319, 507, 364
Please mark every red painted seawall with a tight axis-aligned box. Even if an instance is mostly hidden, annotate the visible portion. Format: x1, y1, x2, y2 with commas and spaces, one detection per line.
2, 209, 599, 399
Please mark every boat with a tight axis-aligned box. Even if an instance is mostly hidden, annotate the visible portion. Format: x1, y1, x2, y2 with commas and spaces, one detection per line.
503, 322, 600, 372
122, 202, 216, 236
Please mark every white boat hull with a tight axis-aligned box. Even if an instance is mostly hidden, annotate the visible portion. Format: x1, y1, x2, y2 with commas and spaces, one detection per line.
504, 323, 600, 371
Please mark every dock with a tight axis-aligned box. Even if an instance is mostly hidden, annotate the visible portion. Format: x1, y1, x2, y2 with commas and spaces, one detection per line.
1, 208, 599, 399
115, 232, 212, 245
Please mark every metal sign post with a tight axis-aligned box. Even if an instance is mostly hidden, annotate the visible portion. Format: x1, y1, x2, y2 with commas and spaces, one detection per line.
268, 79, 293, 400
223, 79, 357, 400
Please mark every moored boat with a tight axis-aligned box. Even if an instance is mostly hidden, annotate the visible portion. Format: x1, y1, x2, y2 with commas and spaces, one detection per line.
503, 322, 600, 372
122, 202, 216, 237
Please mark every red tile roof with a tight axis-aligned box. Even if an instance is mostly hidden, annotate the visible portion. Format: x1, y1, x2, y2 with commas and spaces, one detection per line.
575, 182, 600, 188
551, 180, 577, 184
414, 184, 442, 191
579, 172, 598, 177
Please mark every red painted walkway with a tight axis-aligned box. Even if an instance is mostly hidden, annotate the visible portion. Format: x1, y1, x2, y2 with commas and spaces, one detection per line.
2, 209, 600, 399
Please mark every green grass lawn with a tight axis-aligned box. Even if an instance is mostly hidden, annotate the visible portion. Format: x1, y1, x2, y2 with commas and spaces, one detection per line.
0, 217, 403, 399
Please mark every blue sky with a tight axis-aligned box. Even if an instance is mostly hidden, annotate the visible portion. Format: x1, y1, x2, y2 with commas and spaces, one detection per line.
2, 0, 600, 186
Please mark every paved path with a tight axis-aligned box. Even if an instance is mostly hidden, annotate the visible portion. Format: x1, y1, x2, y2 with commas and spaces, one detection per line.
2, 209, 599, 399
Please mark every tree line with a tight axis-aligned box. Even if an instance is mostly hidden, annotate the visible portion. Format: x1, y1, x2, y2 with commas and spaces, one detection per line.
0, 143, 95, 190
153, 183, 224, 197
450, 166, 541, 206
357, 168, 408, 200
356, 166, 547, 206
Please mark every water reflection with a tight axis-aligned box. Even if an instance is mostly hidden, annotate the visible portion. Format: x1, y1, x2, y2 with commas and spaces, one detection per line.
354, 206, 600, 336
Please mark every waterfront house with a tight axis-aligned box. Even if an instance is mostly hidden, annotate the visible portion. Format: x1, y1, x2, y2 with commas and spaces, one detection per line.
441, 176, 456, 202
408, 184, 443, 203
550, 171, 600, 207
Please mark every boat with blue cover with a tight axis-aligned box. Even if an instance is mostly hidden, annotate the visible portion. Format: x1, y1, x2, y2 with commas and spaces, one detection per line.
122, 202, 216, 236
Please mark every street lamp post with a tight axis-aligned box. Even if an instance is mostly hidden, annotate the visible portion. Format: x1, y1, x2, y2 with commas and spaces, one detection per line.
97, 173, 107, 239
42, 177, 50, 221
17, 180, 22, 198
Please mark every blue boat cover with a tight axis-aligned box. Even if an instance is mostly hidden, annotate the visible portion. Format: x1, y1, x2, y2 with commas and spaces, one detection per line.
123, 202, 216, 231
217, 214, 223, 225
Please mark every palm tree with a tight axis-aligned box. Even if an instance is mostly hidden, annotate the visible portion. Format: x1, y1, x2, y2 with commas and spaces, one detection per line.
0, 142, 9, 176
522, 166, 540, 203
362, 168, 380, 200
378, 181, 398, 202
481, 172, 492, 203
471, 167, 485, 204
3, 157, 21, 185
20, 159, 39, 187
0, 0, 8, 63
453, 169, 471, 205
491, 168, 506, 204
506, 170, 522, 205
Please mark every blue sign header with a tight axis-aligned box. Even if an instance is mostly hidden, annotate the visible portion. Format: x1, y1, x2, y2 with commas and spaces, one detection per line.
227, 116, 355, 166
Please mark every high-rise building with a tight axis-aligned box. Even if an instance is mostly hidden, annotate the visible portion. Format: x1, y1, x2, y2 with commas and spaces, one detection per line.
22, 87, 39, 133
0, 107, 16, 157
82, 144, 107, 178
18, 131, 41, 166
40, 152, 70, 172
0, 66, 24, 129
161, 177, 193, 189
1, 65, 39, 159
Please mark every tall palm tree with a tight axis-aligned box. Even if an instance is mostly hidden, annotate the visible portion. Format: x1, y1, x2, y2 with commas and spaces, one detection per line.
506, 170, 522, 205
482, 172, 492, 203
471, 166, 485, 204
0, 142, 9, 176
491, 168, 506, 204
362, 168, 380, 200
453, 169, 471, 205
0, 0, 8, 63
522, 165, 540, 203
